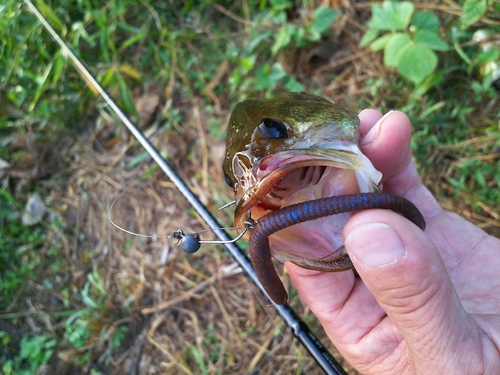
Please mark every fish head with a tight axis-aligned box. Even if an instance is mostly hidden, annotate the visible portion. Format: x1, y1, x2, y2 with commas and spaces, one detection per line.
222, 92, 382, 262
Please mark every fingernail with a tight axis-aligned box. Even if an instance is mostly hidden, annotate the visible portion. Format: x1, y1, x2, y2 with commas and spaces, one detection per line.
361, 110, 393, 145
345, 223, 406, 267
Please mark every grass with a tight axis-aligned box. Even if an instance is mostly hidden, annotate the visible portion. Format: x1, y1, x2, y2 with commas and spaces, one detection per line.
1, 1, 499, 374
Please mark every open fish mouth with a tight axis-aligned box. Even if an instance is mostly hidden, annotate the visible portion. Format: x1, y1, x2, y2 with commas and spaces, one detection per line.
233, 146, 382, 261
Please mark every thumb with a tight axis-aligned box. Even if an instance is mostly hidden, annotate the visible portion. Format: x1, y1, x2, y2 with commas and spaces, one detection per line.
343, 209, 478, 372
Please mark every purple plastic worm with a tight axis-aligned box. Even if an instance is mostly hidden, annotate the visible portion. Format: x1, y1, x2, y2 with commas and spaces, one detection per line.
249, 192, 426, 304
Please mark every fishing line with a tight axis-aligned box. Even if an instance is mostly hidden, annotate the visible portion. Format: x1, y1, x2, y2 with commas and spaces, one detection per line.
218, 200, 235, 210
108, 181, 248, 245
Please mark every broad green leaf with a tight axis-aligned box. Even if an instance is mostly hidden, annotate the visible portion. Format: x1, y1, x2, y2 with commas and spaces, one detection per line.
371, 1, 414, 31
398, 44, 437, 84
412, 11, 440, 32
312, 6, 338, 35
384, 33, 411, 67
370, 33, 394, 51
461, 0, 488, 29
414, 30, 448, 51
360, 28, 379, 48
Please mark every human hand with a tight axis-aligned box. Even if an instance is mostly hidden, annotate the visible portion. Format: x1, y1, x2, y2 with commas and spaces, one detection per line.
286, 110, 500, 374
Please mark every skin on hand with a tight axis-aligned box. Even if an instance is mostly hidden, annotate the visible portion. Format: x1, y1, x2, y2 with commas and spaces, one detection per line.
286, 110, 500, 374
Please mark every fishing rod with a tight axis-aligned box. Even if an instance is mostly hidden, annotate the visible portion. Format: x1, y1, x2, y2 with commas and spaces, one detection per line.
24, 2, 347, 374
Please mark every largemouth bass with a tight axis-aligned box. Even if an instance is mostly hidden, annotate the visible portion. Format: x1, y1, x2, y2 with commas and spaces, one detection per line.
223, 92, 424, 303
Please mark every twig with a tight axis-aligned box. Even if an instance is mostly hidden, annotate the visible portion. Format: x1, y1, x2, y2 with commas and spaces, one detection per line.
141, 274, 218, 314
313, 49, 368, 75
210, 285, 243, 346
147, 334, 194, 375
212, 4, 253, 26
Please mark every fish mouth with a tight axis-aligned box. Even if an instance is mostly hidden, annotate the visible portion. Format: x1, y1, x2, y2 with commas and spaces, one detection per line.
234, 146, 382, 261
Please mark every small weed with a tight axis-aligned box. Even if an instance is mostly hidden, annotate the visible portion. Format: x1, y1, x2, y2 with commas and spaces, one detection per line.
361, 1, 448, 85
1, 333, 58, 375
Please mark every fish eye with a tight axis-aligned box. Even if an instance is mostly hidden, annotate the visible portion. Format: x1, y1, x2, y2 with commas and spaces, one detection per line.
257, 118, 288, 139
224, 174, 234, 188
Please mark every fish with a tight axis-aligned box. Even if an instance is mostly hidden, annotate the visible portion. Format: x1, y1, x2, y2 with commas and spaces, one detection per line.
223, 92, 382, 266
223, 92, 425, 304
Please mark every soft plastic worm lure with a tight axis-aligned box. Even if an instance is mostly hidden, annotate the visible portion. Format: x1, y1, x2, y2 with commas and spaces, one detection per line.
248, 192, 426, 304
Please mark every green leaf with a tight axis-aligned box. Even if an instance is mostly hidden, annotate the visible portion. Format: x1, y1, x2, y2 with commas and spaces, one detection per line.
28, 60, 54, 112
188, 346, 208, 375
292, 27, 308, 47
414, 30, 448, 51
360, 28, 379, 48
476, 49, 500, 63
312, 6, 338, 35
451, 27, 471, 64
384, 33, 411, 67
253, 63, 286, 90
284, 77, 305, 92
371, 1, 414, 31
412, 11, 440, 32
116, 73, 138, 117
51, 53, 65, 85
247, 31, 273, 52
272, 24, 294, 55
35, 0, 65, 32
475, 169, 486, 187
370, 33, 394, 51
120, 33, 147, 50
461, 0, 488, 29
270, 0, 293, 11
240, 55, 256, 71
307, 30, 321, 42
398, 44, 437, 84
